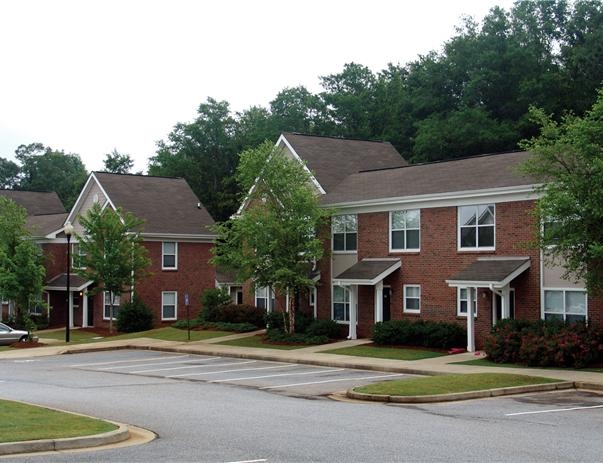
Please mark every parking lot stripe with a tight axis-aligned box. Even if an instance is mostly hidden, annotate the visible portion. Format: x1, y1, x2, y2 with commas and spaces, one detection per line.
70, 354, 189, 367
166, 363, 294, 378
260, 373, 406, 389
506, 405, 603, 416
210, 368, 345, 383
131, 360, 256, 374
99, 357, 220, 371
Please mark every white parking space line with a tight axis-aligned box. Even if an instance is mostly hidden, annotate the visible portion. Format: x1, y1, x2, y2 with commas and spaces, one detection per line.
506, 405, 603, 416
70, 354, 190, 367
99, 357, 220, 371
261, 373, 406, 389
210, 368, 345, 383
226, 459, 267, 463
166, 363, 294, 378
132, 360, 257, 374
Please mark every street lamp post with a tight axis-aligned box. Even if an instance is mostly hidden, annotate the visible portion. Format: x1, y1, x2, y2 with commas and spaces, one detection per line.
64, 221, 74, 343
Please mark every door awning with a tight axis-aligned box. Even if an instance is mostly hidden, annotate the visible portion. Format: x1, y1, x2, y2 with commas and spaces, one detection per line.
334, 258, 401, 286
44, 273, 93, 292
446, 257, 531, 289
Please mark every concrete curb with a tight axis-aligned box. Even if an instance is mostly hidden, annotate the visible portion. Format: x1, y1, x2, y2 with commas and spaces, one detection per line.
0, 423, 130, 456
346, 381, 578, 403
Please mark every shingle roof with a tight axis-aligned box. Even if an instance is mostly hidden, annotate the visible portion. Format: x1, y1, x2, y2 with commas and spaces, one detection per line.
282, 133, 407, 193
322, 151, 536, 205
45, 273, 92, 291
93, 172, 216, 235
0, 190, 65, 215
334, 258, 401, 285
446, 257, 531, 287
27, 213, 68, 237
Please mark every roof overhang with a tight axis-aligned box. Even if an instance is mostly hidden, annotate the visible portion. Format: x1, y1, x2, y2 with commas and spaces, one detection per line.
446, 257, 531, 289
334, 258, 401, 286
44, 273, 94, 292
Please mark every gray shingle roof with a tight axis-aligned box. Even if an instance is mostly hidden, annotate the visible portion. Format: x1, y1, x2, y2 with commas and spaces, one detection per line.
94, 172, 216, 236
282, 133, 407, 193
322, 151, 536, 205
45, 272, 92, 291
27, 213, 68, 237
334, 258, 401, 285
446, 257, 531, 286
0, 190, 65, 215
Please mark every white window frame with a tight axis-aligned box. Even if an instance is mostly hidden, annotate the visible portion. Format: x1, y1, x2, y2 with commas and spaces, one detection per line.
403, 285, 421, 313
332, 214, 357, 253
390, 210, 420, 252
543, 288, 587, 323
162, 241, 178, 270
72, 242, 87, 269
162, 291, 178, 321
255, 286, 274, 311
458, 204, 495, 251
332, 285, 351, 322
103, 292, 120, 320
457, 287, 478, 317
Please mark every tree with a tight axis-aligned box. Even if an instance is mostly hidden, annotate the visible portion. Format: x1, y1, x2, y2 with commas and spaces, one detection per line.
520, 88, 603, 295
76, 202, 151, 333
0, 157, 20, 189
103, 149, 134, 174
15, 143, 88, 209
0, 197, 45, 329
211, 141, 330, 333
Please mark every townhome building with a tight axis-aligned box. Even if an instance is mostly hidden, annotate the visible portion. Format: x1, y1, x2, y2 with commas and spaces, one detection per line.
241, 133, 602, 350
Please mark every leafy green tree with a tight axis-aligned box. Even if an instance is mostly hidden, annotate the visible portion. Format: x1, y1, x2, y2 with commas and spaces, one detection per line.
15, 143, 88, 209
0, 157, 20, 189
103, 149, 134, 174
269, 86, 329, 135
520, 88, 603, 294
148, 98, 240, 221
76, 203, 151, 333
0, 197, 45, 329
212, 141, 330, 333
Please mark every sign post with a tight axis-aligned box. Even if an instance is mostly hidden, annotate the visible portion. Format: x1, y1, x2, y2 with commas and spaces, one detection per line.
184, 293, 190, 341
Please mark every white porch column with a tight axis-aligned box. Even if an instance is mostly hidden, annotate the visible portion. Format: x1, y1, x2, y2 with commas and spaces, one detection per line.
501, 286, 511, 319
68, 291, 74, 328
82, 293, 89, 327
466, 287, 475, 353
347, 286, 357, 340
374, 281, 383, 323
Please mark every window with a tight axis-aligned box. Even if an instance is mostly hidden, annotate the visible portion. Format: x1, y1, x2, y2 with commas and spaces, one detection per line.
162, 242, 177, 269
103, 292, 120, 320
332, 214, 357, 252
403, 285, 421, 313
457, 287, 477, 316
544, 289, 587, 323
458, 205, 495, 250
255, 286, 274, 311
72, 243, 86, 269
332, 285, 351, 321
162, 291, 177, 320
391, 210, 420, 251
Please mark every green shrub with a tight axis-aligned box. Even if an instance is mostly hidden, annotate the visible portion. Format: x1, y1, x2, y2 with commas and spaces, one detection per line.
485, 319, 603, 368
30, 313, 49, 330
116, 295, 154, 333
210, 304, 265, 327
171, 318, 204, 330
204, 322, 258, 332
266, 311, 286, 331
200, 288, 232, 321
372, 319, 465, 349
266, 329, 329, 345
305, 319, 342, 339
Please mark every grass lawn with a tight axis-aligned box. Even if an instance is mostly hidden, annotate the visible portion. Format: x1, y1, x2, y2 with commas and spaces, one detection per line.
354, 373, 561, 396
217, 334, 307, 350
323, 344, 445, 361
0, 399, 117, 443
37, 327, 231, 344
453, 357, 603, 373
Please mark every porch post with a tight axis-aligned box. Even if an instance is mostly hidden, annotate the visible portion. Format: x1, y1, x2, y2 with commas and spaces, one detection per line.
348, 285, 357, 340
374, 281, 383, 323
501, 286, 511, 319
82, 292, 89, 327
466, 287, 475, 352
68, 291, 74, 328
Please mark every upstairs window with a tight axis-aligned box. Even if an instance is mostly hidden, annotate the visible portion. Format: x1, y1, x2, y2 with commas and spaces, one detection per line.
544, 289, 587, 323
391, 210, 420, 251
162, 242, 178, 270
459, 205, 495, 250
332, 214, 357, 252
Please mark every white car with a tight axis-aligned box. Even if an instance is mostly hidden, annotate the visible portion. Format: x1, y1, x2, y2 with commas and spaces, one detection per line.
0, 322, 29, 345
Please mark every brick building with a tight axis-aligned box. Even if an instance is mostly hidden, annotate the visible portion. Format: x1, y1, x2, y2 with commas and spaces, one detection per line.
242, 133, 602, 350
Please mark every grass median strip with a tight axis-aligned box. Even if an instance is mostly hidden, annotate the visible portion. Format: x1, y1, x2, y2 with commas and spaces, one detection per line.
0, 399, 117, 443
38, 327, 231, 344
217, 335, 306, 350
323, 345, 445, 361
353, 373, 561, 396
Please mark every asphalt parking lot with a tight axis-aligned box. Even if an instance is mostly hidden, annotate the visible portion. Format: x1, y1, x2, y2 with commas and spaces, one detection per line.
69, 350, 413, 397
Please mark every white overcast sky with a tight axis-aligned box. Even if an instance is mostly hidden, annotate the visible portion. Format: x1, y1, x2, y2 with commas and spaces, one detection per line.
0, 0, 516, 173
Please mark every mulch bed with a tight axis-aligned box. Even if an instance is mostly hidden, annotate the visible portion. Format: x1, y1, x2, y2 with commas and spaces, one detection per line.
10, 341, 46, 349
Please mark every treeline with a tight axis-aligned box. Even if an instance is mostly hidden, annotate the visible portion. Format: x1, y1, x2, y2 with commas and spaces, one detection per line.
2, 1, 602, 221
148, 0, 603, 221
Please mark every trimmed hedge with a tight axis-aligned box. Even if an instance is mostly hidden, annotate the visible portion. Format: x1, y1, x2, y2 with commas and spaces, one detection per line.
485, 319, 603, 368
372, 319, 466, 349
116, 295, 154, 333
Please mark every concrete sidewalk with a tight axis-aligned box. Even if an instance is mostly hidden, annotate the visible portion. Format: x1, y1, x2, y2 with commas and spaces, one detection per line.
2, 332, 602, 386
